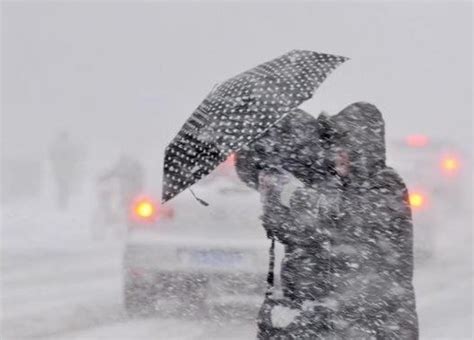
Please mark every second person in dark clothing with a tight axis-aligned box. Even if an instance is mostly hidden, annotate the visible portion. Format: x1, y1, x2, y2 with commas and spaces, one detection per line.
236, 102, 418, 339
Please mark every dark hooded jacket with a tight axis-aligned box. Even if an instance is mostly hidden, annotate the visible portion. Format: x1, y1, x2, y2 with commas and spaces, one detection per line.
235, 108, 325, 188
236, 102, 418, 339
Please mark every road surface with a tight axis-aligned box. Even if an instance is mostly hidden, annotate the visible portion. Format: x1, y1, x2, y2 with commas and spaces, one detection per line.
1, 197, 472, 339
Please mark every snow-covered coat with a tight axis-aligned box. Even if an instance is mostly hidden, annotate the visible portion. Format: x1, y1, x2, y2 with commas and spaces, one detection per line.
237, 102, 418, 339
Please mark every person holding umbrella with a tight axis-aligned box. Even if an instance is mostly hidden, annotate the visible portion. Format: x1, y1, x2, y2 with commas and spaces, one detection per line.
237, 102, 418, 339
161, 49, 418, 338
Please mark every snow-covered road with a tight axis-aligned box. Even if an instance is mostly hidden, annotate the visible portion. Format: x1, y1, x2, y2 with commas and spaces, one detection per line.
1, 241, 258, 340
1, 196, 472, 339
2, 244, 124, 339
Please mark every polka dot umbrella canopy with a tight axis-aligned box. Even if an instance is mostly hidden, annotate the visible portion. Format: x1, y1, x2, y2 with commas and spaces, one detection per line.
162, 50, 348, 203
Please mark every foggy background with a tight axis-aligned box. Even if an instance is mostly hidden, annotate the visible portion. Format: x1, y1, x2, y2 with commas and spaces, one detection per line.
2, 2, 472, 161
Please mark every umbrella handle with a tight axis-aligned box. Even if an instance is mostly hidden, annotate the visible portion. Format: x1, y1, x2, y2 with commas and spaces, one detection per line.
189, 189, 210, 206
265, 233, 275, 296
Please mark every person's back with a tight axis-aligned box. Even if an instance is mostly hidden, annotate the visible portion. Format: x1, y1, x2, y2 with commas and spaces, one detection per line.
325, 102, 418, 338
288, 102, 418, 338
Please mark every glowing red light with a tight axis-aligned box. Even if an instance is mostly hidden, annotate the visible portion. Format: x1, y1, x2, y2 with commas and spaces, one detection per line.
136, 201, 154, 218
406, 134, 429, 147
408, 190, 428, 210
132, 196, 157, 221
441, 156, 460, 175
409, 192, 425, 208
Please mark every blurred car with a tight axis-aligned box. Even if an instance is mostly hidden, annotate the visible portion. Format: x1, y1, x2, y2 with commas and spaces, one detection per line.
123, 157, 271, 317
389, 134, 468, 262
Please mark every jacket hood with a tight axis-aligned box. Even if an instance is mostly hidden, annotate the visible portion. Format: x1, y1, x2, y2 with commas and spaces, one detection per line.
331, 102, 386, 179
235, 102, 387, 189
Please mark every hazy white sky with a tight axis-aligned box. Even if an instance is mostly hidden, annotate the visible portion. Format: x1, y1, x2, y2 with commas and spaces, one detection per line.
2, 1, 472, 161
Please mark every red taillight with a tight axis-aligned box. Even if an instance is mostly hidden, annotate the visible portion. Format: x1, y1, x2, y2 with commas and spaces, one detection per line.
441, 155, 460, 176
136, 201, 154, 218
130, 195, 174, 224
409, 191, 427, 209
131, 196, 157, 222
406, 134, 429, 147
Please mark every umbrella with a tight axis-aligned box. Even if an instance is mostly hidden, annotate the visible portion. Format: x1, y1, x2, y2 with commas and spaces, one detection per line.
162, 49, 348, 203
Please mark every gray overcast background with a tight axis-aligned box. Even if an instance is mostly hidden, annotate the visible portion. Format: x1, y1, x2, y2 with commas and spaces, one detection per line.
2, 1, 472, 162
